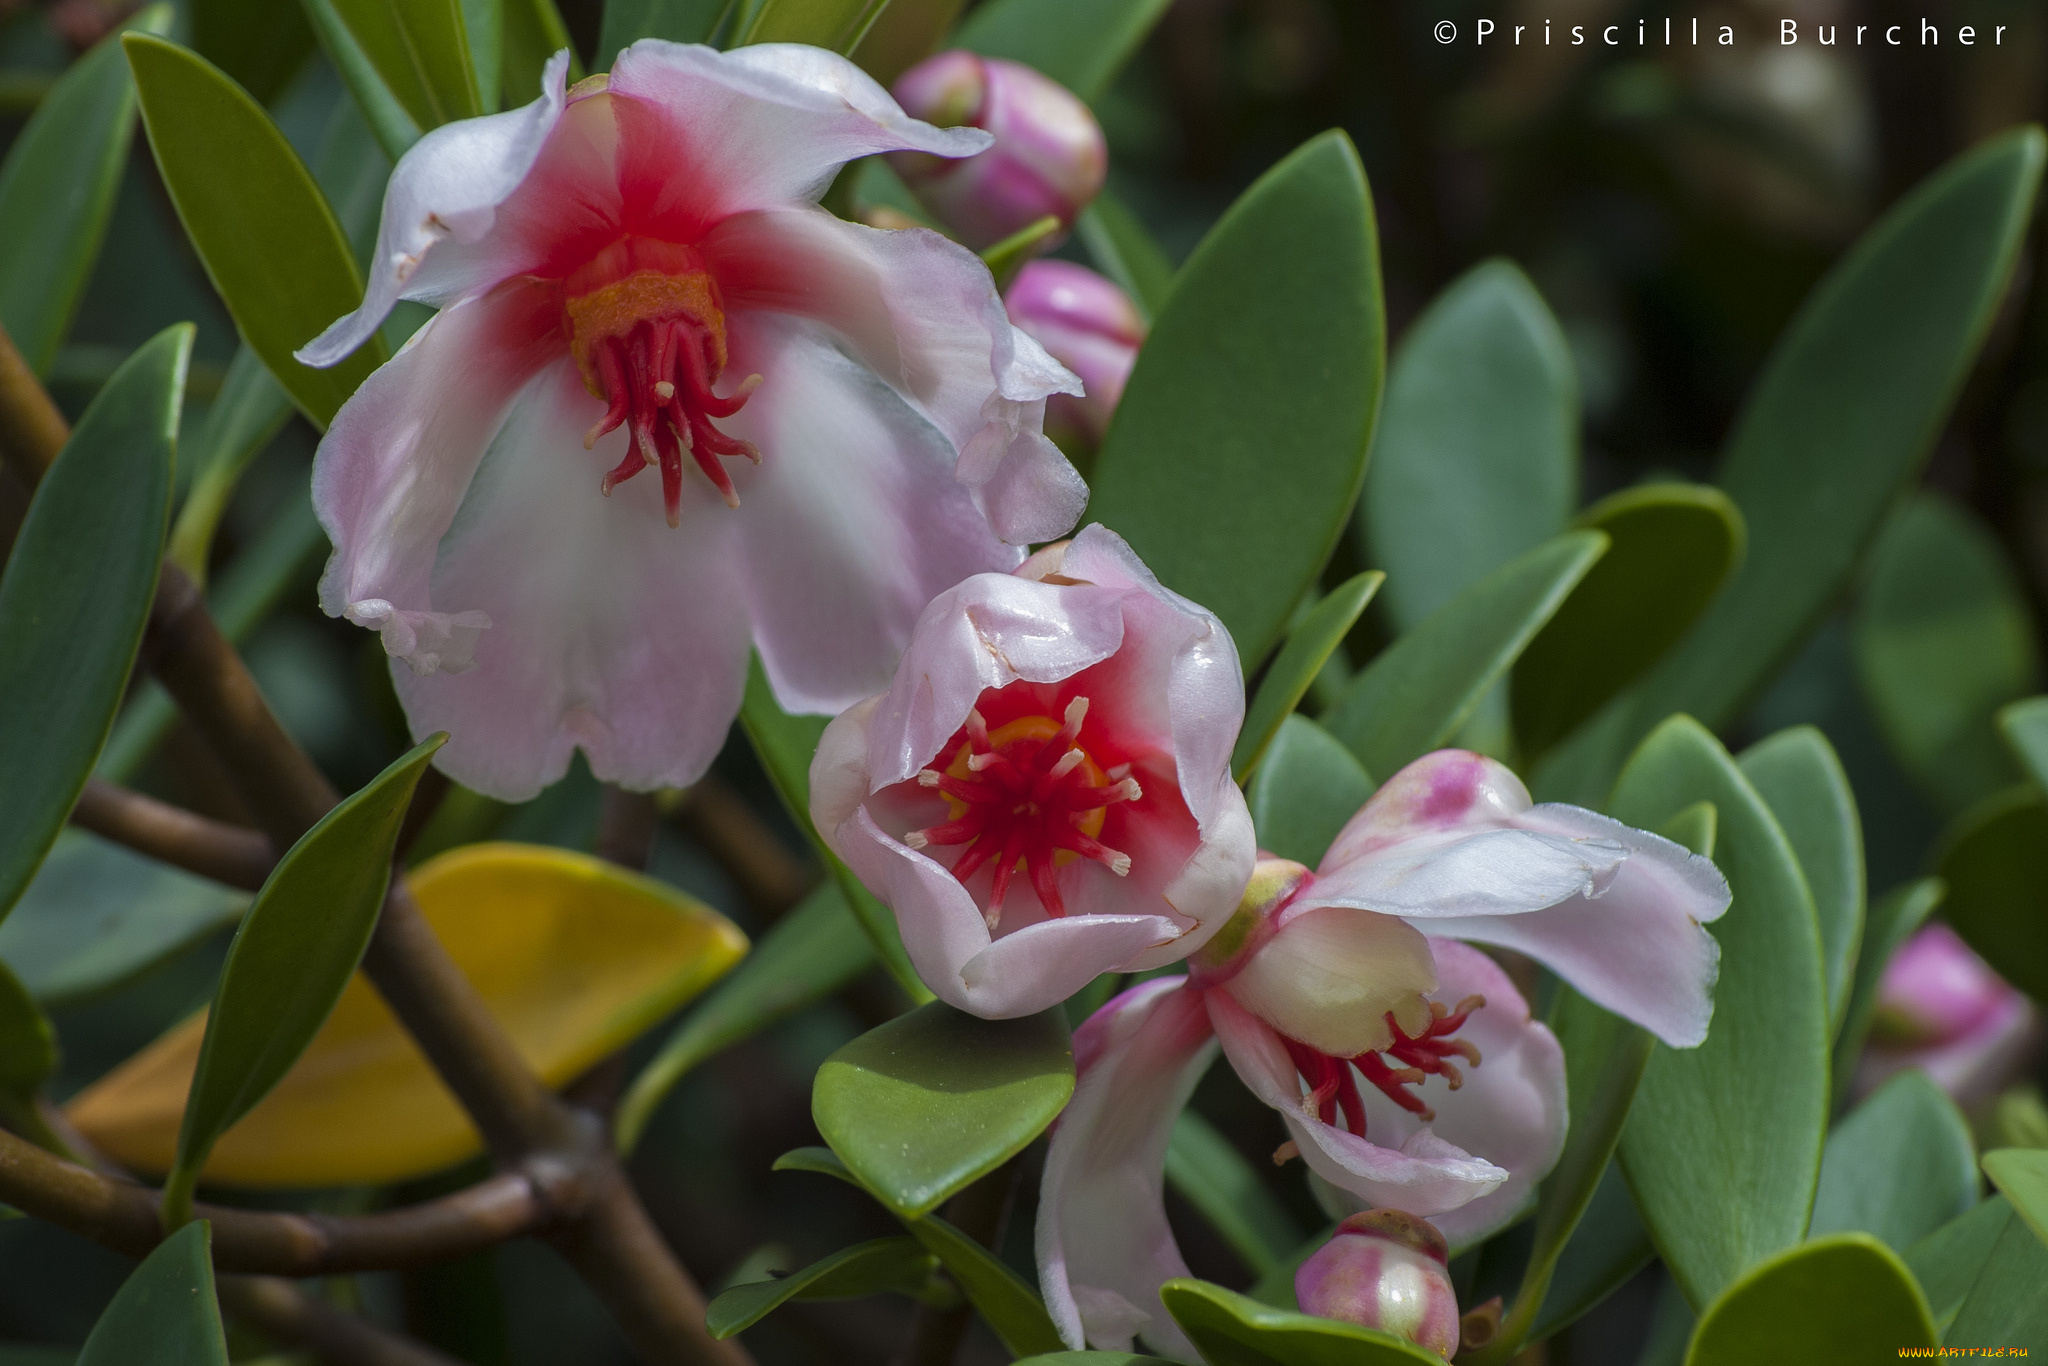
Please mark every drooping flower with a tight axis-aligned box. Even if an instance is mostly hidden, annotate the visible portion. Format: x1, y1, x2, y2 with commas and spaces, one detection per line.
888, 50, 1107, 249
1295, 1210, 1462, 1360
297, 41, 1089, 799
1857, 922, 2039, 1109
1036, 750, 1731, 1356
810, 525, 1256, 1018
1004, 260, 1145, 447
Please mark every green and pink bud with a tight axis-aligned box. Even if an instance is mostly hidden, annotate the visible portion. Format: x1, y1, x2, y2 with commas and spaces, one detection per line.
1295, 1210, 1462, 1359
1004, 261, 1146, 447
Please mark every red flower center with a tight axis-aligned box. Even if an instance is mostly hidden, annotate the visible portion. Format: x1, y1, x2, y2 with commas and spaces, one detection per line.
906, 697, 1143, 927
1279, 996, 1486, 1137
563, 238, 762, 524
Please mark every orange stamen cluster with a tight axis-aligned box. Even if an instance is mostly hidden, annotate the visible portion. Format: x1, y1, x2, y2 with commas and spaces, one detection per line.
1279, 995, 1486, 1137
905, 697, 1143, 928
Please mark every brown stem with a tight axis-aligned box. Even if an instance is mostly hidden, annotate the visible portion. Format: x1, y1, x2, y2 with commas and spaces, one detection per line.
0, 324, 66, 484
70, 777, 274, 890
668, 773, 814, 918
595, 786, 661, 872
218, 1275, 466, 1366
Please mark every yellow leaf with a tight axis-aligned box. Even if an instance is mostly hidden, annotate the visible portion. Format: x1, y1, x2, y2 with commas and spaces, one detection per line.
67, 842, 747, 1187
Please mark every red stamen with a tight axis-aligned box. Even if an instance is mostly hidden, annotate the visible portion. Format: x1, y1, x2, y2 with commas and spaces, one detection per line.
1277, 996, 1490, 1138
581, 313, 759, 510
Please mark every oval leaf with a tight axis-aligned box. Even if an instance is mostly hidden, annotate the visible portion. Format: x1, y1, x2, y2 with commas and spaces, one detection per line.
1832, 877, 1944, 1108
1984, 1148, 2048, 1251
954, 0, 1175, 102
1088, 130, 1381, 667
1684, 1234, 1936, 1363
1611, 716, 1827, 1309
1077, 192, 1174, 322
1946, 1203, 2048, 1349
70, 841, 746, 1187
326, 0, 480, 129
812, 999, 1073, 1218
707, 1237, 936, 1338
741, 0, 888, 51
1247, 715, 1374, 868
2000, 695, 2048, 787
1905, 1196, 2014, 1334
1810, 1072, 1977, 1250
125, 33, 384, 428
1936, 785, 2048, 1001
0, 324, 187, 921
1234, 572, 1382, 782
76, 1221, 226, 1366
1158, 1278, 1444, 1365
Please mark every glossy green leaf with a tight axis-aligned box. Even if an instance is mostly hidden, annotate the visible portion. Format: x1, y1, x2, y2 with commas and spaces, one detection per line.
813, 999, 1072, 1217
301, 0, 423, 160
1323, 531, 1606, 780
1936, 785, 2048, 1001
1984, 1149, 2048, 1250
616, 879, 872, 1154
166, 346, 293, 582
75, 1222, 226, 1366
1514, 484, 1744, 762
1612, 716, 1827, 1309
1527, 1160, 1655, 1341
2001, 695, 2048, 787
0, 832, 246, 1008
0, 324, 186, 922
127, 34, 385, 429
1077, 192, 1174, 322
1906, 1196, 2014, 1334
1684, 1234, 1936, 1364
1247, 715, 1373, 868
161, 735, 445, 1224
325, 0, 480, 129
1659, 801, 1718, 859
707, 1237, 937, 1337
1158, 1278, 1444, 1366
193, 0, 315, 105
1360, 258, 1577, 637
1234, 573, 1381, 782
1810, 1072, 1976, 1250
501, 0, 580, 97
954, 0, 1174, 102
1087, 131, 1381, 668
1856, 492, 2039, 815
741, 0, 889, 52
1538, 129, 2046, 803
1946, 1205, 2048, 1349
1165, 1112, 1303, 1278
1737, 726, 1863, 1034
1832, 877, 1943, 1107
0, 959, 56, 1137
0, 7, 171, 375
597, 0, 733, 69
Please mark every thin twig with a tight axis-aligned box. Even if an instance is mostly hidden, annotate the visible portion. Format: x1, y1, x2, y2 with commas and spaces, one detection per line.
0, 324, 66, 483
218, 1274, 466, 1366
70, 777, 274, 890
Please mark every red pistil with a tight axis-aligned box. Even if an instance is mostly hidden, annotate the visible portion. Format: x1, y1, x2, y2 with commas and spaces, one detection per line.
1281, 995, 1487, 1138
904, 697, 1144, 929
586, 318, 761, 525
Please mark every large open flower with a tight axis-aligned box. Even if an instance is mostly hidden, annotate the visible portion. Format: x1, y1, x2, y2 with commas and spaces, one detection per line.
298, 41, 1087, 799
810, 526, 1255, 1017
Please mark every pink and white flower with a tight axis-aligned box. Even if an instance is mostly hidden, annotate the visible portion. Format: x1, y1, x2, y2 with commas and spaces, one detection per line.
1295, 1209, 1463, 1359
809, 525, 1256, 1018
297, 41, 1088, 799
1856, 922, 2038, 1109
1036, 751, 1731, 1356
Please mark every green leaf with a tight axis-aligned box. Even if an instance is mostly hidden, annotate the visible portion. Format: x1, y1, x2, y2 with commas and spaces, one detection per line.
1157, 1278, 1445, 1365
1526, 1161, 1654, 1341
1611, 716, 1827, 1309
1234, 573, 1381, 782
1076, 192, 1174, 322
0, 7, 172, 375
76, 1223, 227, 1366
615, 879, 873, 1154
812, 998, 1073, 1218
300, 0, 423, 160
1946, 1205, 2048, 1349
1984, 1149, 2048, 1250
1323, 531, 1607, 781
1659, 801, 1718, 859
1936, 785, 2048, 1001
1832, 878, 1943, 1107
1906, 1197, 2014, 1334
501, 0, 580, 98
904, 1210, 1065, 1356
1683, 1234, 1937, 1364
954, 0, 1174, 102
0, 324, 187, 922
1087, 131, 1381, 668
0, 832, 246, 1008
166, 346, 293, 582
2001, 695, 2048, 787
1855, 492, 2039, 815
1538, 128, 2047, 802
741, 0, 889, 52
0, 958, 56, 1139
1810, 1072, 1976, 1250
1165, 1112, 1304, 1278
1514, 484, 1744, 762
324, 0, 480, 129
596, 0, 734, 69
707, 1237, 937, 1337
1359, 259, 1577, 637
461, 0, 502, 112
193, 0, 315, 105
126, 33, 384, 429
1247, 715, 1373, 868
1737, 726, 1863, 1035
850, 0, 968, 87
160, 735, 445, 1225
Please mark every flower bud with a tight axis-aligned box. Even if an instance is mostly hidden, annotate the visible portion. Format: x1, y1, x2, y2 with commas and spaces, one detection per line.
1005, 260, 1145, 446
1857, 922, 2039, 1108
1295, 1209, 1461, 1359
889, 51, 1108, 250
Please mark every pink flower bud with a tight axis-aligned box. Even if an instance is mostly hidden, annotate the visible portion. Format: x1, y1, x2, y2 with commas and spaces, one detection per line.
889, 51, 1108, 250
1295, 1209, 1462, 1359
1005, 261, 1145, 446
1858, 923, 2039, 1108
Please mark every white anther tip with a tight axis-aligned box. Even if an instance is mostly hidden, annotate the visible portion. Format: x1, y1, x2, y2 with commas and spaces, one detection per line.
916, 769, 942, 787
1064, 696, 1089, 725
903, 831, 930, 849
653, 380, 675, 400
1108, 853, 1132, 876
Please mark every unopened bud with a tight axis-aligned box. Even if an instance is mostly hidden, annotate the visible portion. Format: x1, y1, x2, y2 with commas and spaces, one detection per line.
1005, 260, 1145, 446
889, 51, 1107, 250
1295, 1209, 1460, 1360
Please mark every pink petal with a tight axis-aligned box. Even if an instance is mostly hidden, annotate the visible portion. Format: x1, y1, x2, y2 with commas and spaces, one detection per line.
1036, 979, 1216, 1355
383, 358, 749, 800
298, 52, 573, 367
1206, 990, 1509, 1217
